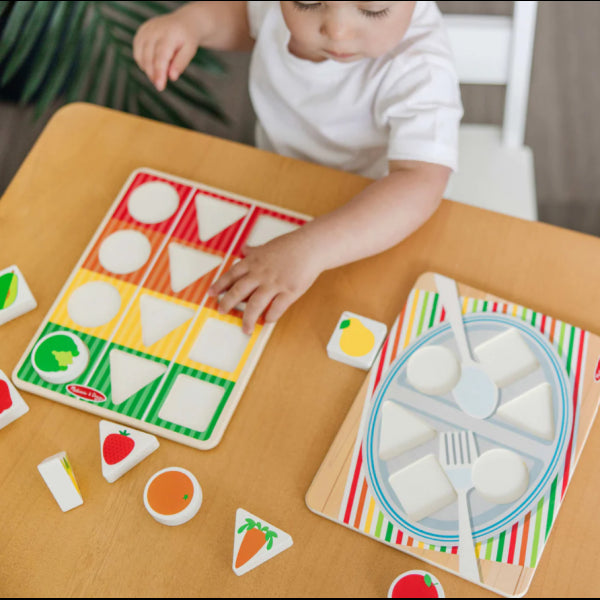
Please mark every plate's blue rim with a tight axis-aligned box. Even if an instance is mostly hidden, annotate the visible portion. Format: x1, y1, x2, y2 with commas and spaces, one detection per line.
363, 312, 572, 545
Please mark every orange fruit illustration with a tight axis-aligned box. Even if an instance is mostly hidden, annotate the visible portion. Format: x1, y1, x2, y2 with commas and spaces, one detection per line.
146, 470, 195, 515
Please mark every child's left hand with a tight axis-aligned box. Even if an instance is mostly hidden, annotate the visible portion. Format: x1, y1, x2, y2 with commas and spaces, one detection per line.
208, 230, 323, 334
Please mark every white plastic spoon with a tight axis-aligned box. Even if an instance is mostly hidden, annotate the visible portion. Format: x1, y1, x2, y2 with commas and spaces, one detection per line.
434, 274, 498, 419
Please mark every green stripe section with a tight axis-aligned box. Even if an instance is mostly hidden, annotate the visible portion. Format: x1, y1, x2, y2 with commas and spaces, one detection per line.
16, 322, 235, 444
85, 343, 171, 419
428, 293, 439, 329
16, 322, 107, 396
496, 531, 506, 562
384, 522, 394, 543
375, 511, 385, 538
565, 325, 576, 376
485, 537, 494, 560
545, 477, 558, 540
557, 321, 566, 359
144, 363, 234, 441
416, 291, 429, 336
530, 497, 545, 567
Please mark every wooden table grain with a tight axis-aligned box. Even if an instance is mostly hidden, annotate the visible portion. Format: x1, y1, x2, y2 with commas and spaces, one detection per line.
1, 103, 600, 598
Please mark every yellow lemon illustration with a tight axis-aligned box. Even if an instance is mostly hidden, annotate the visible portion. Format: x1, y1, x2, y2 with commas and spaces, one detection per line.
339, 318, 375, 357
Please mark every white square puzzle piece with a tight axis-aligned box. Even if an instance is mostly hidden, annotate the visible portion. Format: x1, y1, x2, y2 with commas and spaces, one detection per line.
100, 420, 160, 483
327, 311, 387, 370
158, 374, 225, 432
474, 328, 539, 387
0, 265, 36, 326
189, 318, 250, 373
0, 369, 29, 430
37, 451, 83, 512
388, 453, 456, 522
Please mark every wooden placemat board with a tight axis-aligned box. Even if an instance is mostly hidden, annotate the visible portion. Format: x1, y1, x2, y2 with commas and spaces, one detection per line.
12, 167, 310, 450
306, 272, 600, 597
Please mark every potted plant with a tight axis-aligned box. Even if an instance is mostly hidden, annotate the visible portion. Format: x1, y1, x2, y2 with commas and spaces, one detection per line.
0, 0, 227, 128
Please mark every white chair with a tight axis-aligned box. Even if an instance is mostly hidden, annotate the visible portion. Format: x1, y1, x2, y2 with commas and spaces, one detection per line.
443, 1, 538, 220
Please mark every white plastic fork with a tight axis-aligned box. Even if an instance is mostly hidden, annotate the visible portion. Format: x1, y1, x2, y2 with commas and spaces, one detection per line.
439, 430, 481, 583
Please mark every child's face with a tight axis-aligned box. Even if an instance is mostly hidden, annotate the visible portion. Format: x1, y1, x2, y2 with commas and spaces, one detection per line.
280, 1, 416, 63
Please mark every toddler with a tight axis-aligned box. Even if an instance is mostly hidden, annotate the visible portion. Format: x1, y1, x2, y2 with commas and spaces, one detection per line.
134, 1, 463, 333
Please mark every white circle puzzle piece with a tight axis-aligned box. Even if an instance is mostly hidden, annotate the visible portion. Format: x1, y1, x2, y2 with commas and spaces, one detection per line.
406, 345, 460, 396
67, 281, 121, 328
472, 448, 529, 504
99, 230, 151, 275
32, 331, 90, 384
128, 181, 179, 224
143, 467, 202, 526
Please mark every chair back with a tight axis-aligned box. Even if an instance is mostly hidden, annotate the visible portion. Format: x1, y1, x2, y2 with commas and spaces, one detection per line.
443, 1, 538, 147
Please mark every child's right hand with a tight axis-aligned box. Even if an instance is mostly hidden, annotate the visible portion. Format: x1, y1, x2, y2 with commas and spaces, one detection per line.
133, 11, 201, 91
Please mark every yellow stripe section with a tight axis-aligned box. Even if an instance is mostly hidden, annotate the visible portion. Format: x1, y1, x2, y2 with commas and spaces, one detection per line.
112, 288, 198, 363
403, 290, 420, 349
364, 498, 377, 532
49, 269, 137, 341
178, 308, 262, 382
462, 296, 469, 314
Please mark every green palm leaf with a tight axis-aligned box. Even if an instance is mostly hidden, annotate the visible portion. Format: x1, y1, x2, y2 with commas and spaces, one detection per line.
0, 1, 35, 63
0, 1, 228, 126
0, 2, 11, 18
1, 1, 54, 86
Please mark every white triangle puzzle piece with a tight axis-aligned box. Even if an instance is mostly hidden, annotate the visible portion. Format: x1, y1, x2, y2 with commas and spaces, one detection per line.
245, 215, 299, 247
99, 420, 159, 483
496, 382, 555, 440
379, 401, 436, 460
109, 349, 167, 405
168, 243, 222, 293
232, 508, 293, 576
195, 195, 248, 242
139, 294, 195, 347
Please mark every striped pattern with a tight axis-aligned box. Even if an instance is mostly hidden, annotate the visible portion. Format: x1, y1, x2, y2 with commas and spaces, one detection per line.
15, 169, 310, 448
172, 189, 252, 254
112, 171, 192, 235
49, 268, 138, 341
339, 288, 587, 568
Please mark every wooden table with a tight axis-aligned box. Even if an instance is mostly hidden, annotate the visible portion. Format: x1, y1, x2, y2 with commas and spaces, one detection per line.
1, 103, 600, 598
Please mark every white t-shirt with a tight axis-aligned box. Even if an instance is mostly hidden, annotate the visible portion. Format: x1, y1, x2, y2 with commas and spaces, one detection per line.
247, 1, 463, 179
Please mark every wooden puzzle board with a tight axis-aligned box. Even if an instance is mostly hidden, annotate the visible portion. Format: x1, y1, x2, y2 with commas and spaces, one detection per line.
12, 168, 310, 450
306, 272, 600, 597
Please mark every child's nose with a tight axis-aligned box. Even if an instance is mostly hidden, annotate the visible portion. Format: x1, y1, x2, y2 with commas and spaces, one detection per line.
320, 15, 351, 41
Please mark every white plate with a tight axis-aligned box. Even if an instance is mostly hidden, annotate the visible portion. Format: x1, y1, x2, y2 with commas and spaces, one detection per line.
363, 313, 573, 545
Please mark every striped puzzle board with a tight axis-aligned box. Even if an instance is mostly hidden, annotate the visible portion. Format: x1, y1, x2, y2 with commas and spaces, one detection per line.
306, 272, 600, 597
13, 168, 310, 450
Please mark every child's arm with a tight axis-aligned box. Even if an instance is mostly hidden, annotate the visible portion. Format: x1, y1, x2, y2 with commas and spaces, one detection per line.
133, 1, 252, 91
209, 161, 451, 333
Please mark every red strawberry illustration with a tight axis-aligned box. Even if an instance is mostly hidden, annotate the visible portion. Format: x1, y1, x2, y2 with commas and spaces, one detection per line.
103, 430, 135, 465
0, 380, 13, 415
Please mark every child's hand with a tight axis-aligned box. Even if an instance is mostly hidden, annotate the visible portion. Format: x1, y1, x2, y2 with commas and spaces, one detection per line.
208, 231, 323, 334
133, 12, 201, 91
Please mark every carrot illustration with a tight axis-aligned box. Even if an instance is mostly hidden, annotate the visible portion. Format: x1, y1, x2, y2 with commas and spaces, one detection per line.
235, 518, 278, 568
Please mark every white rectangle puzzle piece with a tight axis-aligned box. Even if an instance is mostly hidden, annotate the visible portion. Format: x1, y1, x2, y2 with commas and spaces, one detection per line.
0, 370, 29, 430
37, 451, 83, 512
0, 265, 37, 326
